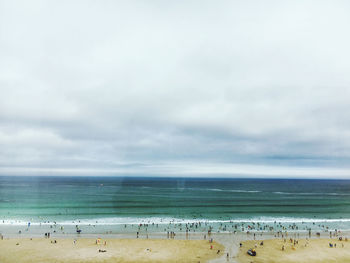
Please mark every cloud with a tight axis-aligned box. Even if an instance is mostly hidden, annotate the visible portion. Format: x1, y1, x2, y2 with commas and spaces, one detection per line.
1, 0, 350, 177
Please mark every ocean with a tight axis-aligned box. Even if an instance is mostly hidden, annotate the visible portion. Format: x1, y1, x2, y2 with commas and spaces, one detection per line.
1, 176, 350, 236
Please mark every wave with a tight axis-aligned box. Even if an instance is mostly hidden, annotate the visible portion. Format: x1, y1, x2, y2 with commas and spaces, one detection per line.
193, 188, 261, 193
229, 190, 261, 193
2, 216, 350, 226
125, 186, 262, 193
273, 192, 350, 196
136, 187, 347, 195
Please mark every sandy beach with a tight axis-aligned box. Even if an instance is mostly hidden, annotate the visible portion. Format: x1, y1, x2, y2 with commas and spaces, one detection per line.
2, 232, 350, 263
0, 237, 224, 263
237, 238, 350, 263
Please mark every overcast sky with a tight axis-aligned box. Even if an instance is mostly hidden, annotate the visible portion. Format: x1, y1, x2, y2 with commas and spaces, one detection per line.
1, 0, 350, 178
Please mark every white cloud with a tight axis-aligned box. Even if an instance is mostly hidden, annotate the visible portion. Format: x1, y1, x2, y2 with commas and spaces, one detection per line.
1, 0, 350, 177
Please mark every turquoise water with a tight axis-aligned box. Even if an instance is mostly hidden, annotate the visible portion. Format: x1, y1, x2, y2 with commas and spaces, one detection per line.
1, 176, 350, 234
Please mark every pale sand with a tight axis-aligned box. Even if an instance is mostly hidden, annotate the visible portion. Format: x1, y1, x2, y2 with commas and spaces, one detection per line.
237, 238, 350, 263
0, 238, 224, 263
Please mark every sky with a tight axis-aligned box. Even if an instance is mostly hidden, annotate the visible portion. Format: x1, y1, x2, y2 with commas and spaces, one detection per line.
1, 0, 350, 178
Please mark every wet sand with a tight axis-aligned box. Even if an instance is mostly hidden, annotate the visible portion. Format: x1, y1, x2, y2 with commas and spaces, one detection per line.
0, 237, 224, 263
237, 238, 350, 263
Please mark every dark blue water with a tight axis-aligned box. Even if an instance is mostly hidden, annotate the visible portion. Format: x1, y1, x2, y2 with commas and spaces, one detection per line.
1, 176, 350, 231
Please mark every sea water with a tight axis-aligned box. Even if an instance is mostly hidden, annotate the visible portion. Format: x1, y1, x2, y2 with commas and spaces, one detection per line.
1, 176, 350, 235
